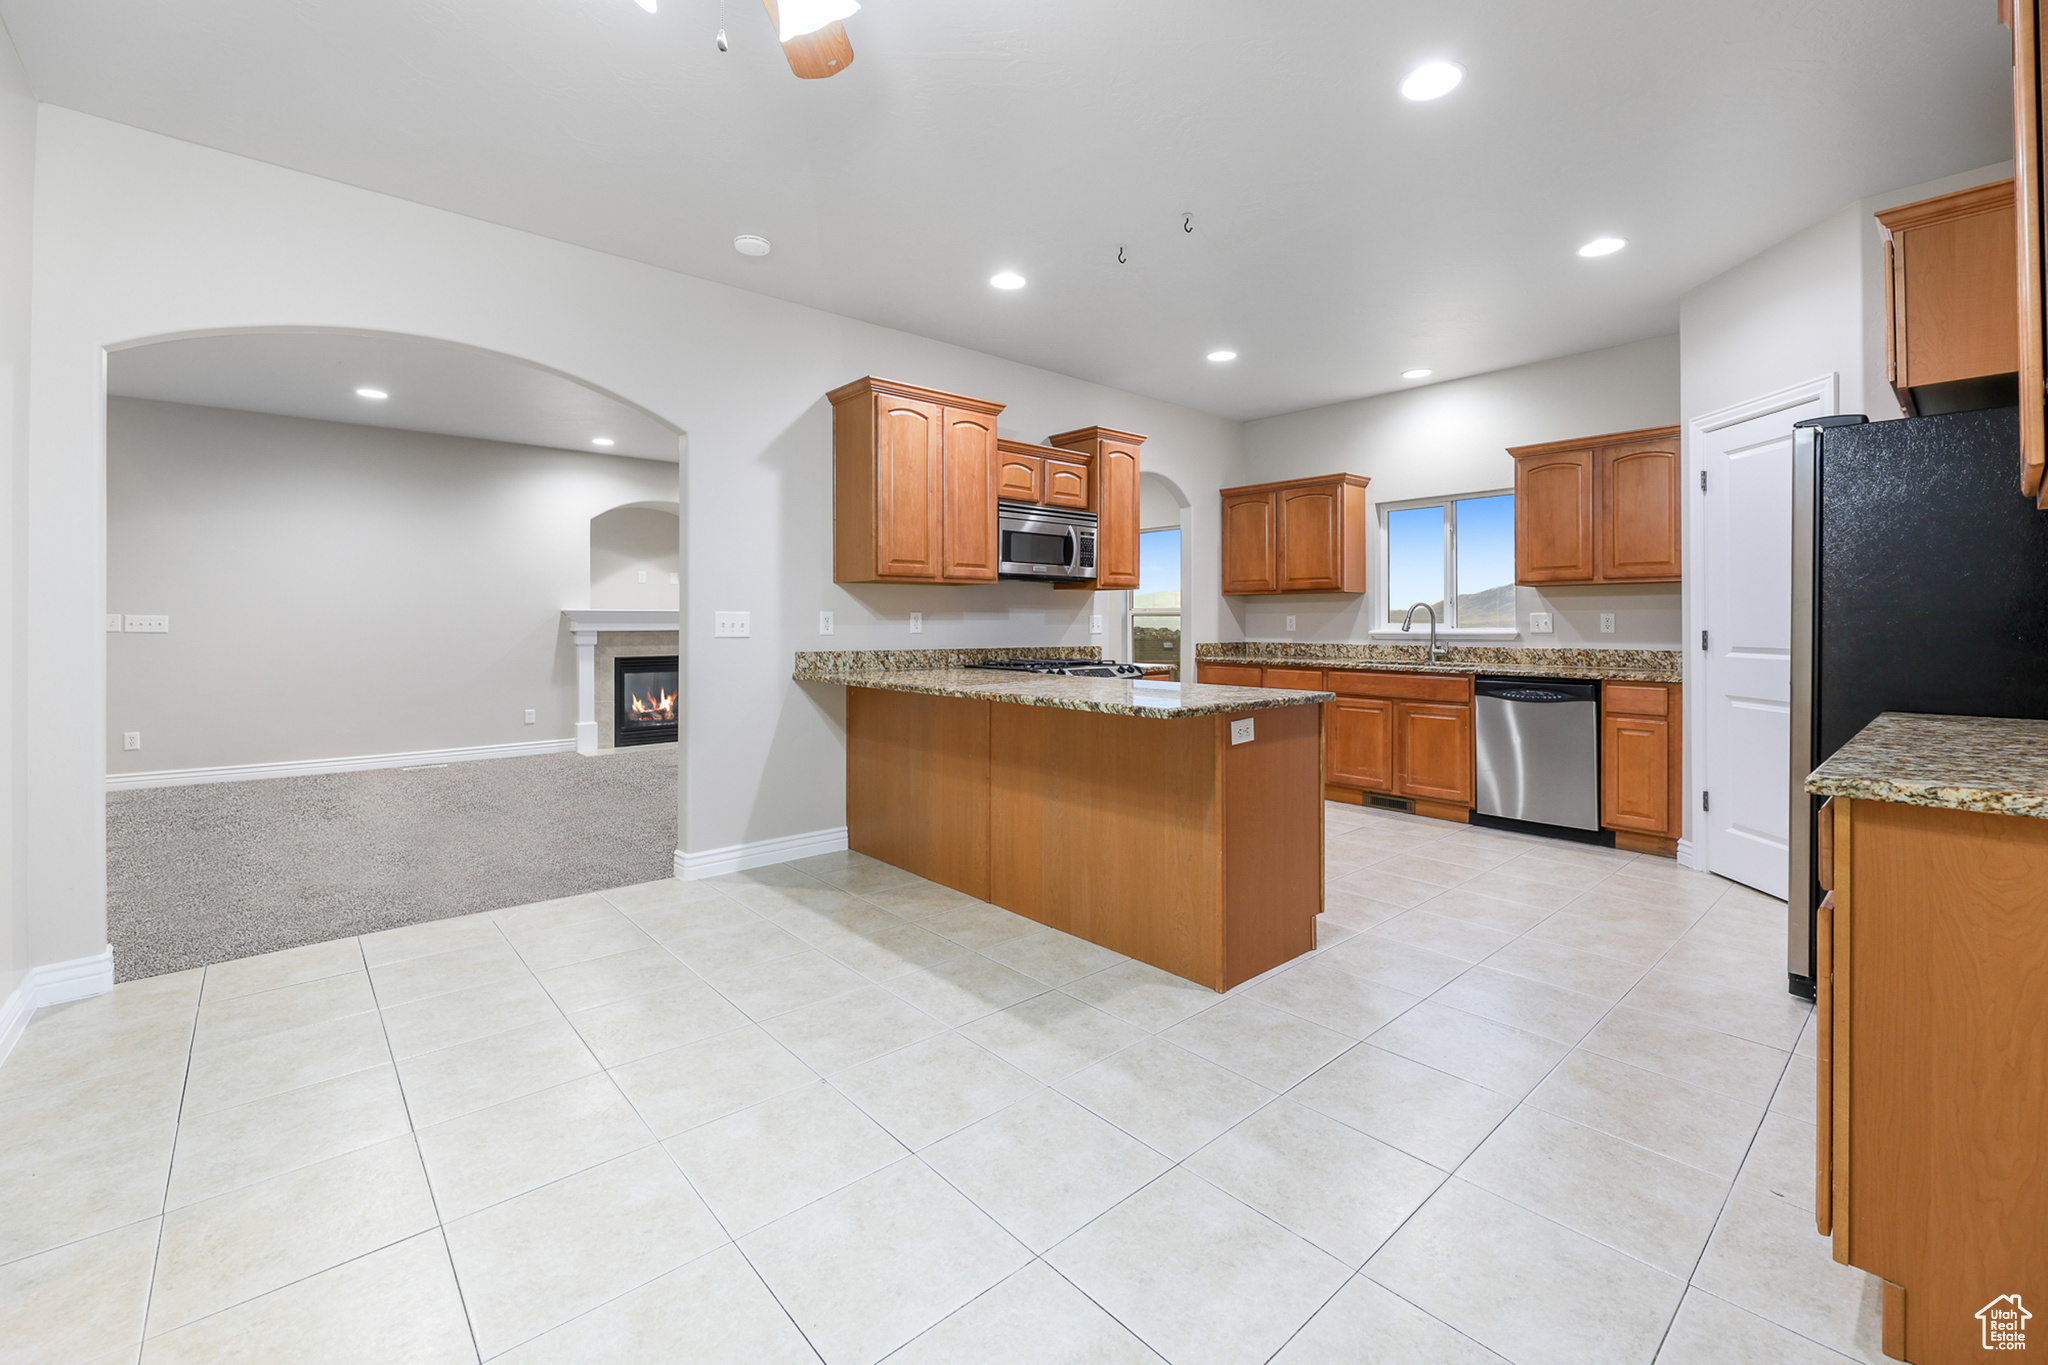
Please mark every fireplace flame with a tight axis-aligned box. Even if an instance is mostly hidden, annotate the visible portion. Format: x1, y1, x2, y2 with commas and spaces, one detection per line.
628, 686, 677, 722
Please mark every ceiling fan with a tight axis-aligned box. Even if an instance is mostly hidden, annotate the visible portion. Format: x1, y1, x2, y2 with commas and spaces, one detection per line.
762, 0, 859, 79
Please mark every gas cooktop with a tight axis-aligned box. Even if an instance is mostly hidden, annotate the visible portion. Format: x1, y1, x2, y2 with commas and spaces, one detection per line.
967, 658, 1148, 679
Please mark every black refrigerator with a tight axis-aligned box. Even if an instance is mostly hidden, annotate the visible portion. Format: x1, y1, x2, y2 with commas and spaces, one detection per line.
1788, 405, 2048, 996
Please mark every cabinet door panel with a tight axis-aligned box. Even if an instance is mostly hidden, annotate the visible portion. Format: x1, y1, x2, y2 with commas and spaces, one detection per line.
1278, 482, 1343, 591
941, 407, 1000, 582
1196, 664, 1263, 686
997, 451, 1042, 503
1599, 442, 1681, 581
1600, 713, 1671, 834
1515, 450, 1596, 583
1261, 668, 1324, 691
1328, 696, 1395, 792
1395, 702, 1473, 804
1222, 490, 1279, 595
1044, 457, 1090, 509
875, 396, 943, 579
1095, 443, 1141, 588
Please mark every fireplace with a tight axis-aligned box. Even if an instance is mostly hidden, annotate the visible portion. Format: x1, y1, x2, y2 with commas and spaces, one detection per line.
612, 655, 678, 746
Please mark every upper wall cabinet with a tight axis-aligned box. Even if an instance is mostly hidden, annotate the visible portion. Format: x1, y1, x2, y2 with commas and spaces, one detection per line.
996, 438, 1092, 511
1874, 179, 2018, 419
1047, 427, 1144, 590
1509, 426, 1680, 585
830, 377, 1006, 584
1217, 474, 1371, 595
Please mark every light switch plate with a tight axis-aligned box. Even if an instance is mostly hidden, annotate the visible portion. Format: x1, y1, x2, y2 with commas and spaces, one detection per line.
122, 732, 141, 751
1530, 612, 1553, 634
1089, 614, 1104, 635
1600, 613, 1616, 634
713, 611, 750, 638
818, 611, 834, 636
1285, 615, 1297, 632
1230, 718, 1255, 745
125, 614, 169, 633
909, 612, 922, 634
106, 614, 123, 632
670, 573, 679, 585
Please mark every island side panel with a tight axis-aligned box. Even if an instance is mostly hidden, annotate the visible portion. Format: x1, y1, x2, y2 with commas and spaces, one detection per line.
1220, 700, 1322, 989
988, 704, 1224, 988
845, 688, 992, 900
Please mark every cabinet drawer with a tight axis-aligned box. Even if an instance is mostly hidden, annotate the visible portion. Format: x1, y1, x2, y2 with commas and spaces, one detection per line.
1603, 682, 1670, 717
1196, 664, 1263, 687
1325, 670, 1470, 703
1262, 668, 1325, 691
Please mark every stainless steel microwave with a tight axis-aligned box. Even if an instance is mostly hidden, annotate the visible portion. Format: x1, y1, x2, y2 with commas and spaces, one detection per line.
998, 501, 1097, 581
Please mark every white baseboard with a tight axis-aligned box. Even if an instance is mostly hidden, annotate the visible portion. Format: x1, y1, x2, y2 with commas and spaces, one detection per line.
108, 738, 579, 791
1676, 838, 1697, 870
675, 826, 850, 881
0, 947, 116, 1069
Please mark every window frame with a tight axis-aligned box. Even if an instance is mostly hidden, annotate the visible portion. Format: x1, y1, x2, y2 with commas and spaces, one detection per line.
1372, 487, 1520, 639
1127, 524, 1186, 679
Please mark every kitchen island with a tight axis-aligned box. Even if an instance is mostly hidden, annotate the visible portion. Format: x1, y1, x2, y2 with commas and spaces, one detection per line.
796, 649, 1333, 991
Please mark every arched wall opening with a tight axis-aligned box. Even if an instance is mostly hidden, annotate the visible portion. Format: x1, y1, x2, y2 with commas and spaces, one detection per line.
1135, 470, 1194, 679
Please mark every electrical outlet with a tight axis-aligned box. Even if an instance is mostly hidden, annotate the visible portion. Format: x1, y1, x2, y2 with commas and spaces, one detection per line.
713, 611, 750, 638
1089, 614, 1104, 635
122, 732, 141, 751
1600, 613, 1616, 634
524, 709, 536, 724
818, 611, 834, 636
106, 614, 123, 632
909, 612, 922, 634
1285, 615, 1297, 632
125, 614, 169, 633
1230, 718, 1255, 745
1530, 612, 1553, 634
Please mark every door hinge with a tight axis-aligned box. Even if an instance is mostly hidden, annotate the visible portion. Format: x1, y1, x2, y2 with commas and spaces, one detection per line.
1700, 630, 1708, 652
1702, 790, 1710, 811
1700, 470, 1707, 492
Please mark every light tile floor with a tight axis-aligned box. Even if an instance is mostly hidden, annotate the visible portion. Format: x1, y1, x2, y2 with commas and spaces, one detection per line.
1, 803, 1887, 1364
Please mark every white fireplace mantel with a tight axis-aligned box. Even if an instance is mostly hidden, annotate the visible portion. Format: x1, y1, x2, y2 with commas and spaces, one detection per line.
564, 610, 680, 755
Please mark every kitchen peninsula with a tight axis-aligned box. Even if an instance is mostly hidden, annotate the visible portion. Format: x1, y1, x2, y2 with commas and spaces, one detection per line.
795, 648, 1332, 990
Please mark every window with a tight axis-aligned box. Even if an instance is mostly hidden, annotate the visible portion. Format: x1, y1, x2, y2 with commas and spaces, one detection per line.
1383, 492, 1515, 629
1130, 527, 1182, 679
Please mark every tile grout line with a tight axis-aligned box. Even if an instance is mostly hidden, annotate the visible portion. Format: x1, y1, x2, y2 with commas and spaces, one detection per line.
135, 963, 209, 1355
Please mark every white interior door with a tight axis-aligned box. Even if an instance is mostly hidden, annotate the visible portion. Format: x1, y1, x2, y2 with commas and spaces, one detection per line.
1697, 389, 1828, 898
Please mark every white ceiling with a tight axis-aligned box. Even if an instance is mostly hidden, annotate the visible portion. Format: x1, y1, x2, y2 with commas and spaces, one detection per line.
6, 0, 2015, 421
107, 331, 682, 460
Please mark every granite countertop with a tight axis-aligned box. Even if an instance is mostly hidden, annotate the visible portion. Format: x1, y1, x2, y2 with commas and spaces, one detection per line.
1197, 642, 1684, 684
1806, 712, 2048, 819
793, 650, 1331, 719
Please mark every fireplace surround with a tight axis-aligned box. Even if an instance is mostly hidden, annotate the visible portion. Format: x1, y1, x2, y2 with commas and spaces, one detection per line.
613, 654, 678, 747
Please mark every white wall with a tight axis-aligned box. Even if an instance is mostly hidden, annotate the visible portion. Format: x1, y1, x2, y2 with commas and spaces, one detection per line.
22, 108, 1243, 968
0, 23, 33, 1013
590, 505, 680, 610
105, 398, 677, 774
1237, 336, 1683, 647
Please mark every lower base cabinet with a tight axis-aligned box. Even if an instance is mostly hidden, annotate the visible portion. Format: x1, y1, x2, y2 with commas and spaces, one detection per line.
1600, 681, 1682, 855
1326, 695, 1394, 792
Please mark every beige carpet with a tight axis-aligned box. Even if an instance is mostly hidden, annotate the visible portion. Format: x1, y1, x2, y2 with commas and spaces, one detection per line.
106, 745, 678, 981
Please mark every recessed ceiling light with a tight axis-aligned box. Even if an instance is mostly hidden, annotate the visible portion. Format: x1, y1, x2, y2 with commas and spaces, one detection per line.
355, 388, 388, 400
990, 271, 1026, 290
1577, 236, 1628, 258
733, 235, 771, 257
1207, 350, 1238, 363
633, 0, 655, 11
591, 437, 616, 447
1402, 368, 1433, 380
1400, 61, 1464, 101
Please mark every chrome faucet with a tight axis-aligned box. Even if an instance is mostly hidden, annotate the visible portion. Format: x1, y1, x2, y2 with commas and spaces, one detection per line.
1402, 601, 1445, 663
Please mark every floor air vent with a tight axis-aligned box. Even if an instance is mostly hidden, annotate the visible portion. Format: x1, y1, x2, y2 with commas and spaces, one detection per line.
1365, 794, 1415, 813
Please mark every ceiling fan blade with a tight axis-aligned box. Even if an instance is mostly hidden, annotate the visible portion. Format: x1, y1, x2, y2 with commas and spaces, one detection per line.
761, 0, 855, 79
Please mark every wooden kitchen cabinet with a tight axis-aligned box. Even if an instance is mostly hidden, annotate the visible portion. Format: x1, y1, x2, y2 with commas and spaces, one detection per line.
1816, 794, 2048, 1363
1875, 179, 2018, 419
1048, 426, 1144, 590
2010, 1, 2048, 499
1044, 456, 1089, 509
1326, 696, 1395, 792
1195, 663, 1263, 687
995, 438, 1093, 511
831, 377, 1006, 584
1510, 427, 1680, 586
1599, 681, 1682, 854
1395, 702, 1474, 806
1217, 474, 1371, 595
1314, 667, 1473, 817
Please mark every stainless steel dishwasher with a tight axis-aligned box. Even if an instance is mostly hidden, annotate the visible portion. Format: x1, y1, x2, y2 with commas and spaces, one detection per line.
1473, 677, 1600, 833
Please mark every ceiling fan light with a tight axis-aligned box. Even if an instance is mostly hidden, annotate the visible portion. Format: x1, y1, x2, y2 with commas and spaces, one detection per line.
777, 0, 858, 42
